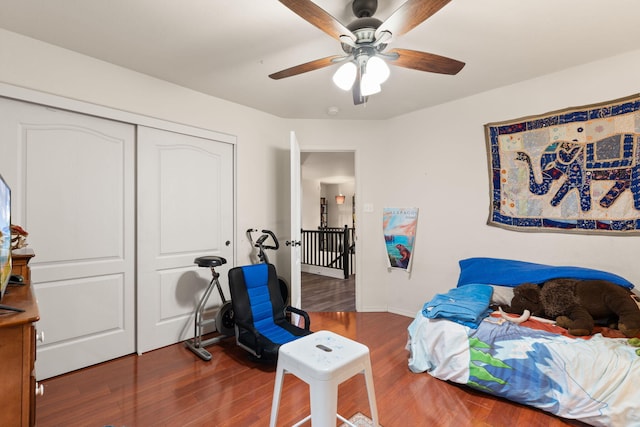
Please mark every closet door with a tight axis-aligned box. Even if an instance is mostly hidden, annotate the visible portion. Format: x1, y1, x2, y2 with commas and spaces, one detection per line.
0, 98, 135, 380
137, 126, 234, 353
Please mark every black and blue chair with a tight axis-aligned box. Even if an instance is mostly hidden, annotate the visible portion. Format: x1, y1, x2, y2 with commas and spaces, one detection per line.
228, 263, 311, 361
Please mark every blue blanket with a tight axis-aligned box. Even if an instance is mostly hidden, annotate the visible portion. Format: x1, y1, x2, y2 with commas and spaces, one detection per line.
457, 257, 634, 289
422, 284, 493, 328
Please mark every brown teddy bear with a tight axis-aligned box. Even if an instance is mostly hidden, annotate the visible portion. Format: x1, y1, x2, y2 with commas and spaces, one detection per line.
502, 279, 640, 337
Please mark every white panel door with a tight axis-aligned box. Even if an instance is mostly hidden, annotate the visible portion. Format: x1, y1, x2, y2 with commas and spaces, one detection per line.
137, 126, 234, 353
289, 131, 302, 311
0, 97, 135, 380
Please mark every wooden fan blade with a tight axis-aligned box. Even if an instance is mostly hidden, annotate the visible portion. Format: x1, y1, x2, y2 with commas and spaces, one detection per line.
387, 48, 465, 75
269, 55, 344, 80
279, 0, 356, 42
376, 0, 451, 39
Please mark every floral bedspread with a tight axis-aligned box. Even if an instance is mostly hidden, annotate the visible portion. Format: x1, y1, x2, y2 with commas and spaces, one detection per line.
407, 312, 640, 426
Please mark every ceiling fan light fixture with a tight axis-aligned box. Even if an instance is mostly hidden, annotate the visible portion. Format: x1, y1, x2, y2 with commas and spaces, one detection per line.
366, 55, 390, 84
271, 0, 466, 106
360, 72, 381, 96
332, 61, 357, 90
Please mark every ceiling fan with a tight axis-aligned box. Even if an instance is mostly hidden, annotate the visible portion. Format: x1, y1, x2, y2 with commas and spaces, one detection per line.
269, 0, 465, 105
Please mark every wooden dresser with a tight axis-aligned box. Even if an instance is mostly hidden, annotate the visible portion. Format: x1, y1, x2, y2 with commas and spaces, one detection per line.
0, 249, 39, 427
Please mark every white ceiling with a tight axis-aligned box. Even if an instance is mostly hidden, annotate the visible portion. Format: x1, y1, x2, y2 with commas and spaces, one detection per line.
1, 0, 639, 120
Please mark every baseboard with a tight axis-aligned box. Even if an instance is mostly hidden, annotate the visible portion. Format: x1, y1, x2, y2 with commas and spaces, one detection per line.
356, 306, 390, 313
387, 307, 418, 318
301, 264, 345, 279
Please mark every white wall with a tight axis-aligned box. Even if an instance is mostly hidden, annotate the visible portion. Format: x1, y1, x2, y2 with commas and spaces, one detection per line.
285, 120, 398, 311
301, 178, 321, 230
301, 180, 354, 230
325, 181, 355, 228
291, 49, 640, 316
0, 28, 292, 277
2, 28, 639, 317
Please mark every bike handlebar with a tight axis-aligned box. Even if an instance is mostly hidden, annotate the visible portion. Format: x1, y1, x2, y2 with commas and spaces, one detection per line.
259, 229, 279, 250
246, 228, 279, 250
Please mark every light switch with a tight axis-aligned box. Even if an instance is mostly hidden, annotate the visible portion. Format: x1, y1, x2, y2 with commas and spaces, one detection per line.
363, 203, 374, 213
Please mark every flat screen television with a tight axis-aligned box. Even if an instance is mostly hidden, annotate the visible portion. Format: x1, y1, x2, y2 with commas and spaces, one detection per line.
0, 173, 12, 301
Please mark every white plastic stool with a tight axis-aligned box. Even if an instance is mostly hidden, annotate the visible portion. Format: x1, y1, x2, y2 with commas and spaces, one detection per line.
269, 330, 379, 427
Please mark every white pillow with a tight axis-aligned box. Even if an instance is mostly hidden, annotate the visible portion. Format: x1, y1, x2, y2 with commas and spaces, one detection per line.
490, 285, 514, 306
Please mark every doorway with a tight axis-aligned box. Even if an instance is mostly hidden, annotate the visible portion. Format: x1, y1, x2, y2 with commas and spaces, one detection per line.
299, 151, 356, 312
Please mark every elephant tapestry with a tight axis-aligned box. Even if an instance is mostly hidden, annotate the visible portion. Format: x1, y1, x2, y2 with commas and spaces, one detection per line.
485, 93, 640, 234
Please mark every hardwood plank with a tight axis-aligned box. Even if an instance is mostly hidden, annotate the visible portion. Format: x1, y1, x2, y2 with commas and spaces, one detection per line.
301, 272, 355, 312
36, 312, 588, 426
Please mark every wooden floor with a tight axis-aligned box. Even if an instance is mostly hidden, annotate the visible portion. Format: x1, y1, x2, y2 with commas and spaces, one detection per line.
36, 312, 587, 427
301, 272, 355, 312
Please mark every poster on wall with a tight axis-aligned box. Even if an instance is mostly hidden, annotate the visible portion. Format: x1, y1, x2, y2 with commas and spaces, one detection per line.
485, 93, 640, 234
383, 207, 418, 272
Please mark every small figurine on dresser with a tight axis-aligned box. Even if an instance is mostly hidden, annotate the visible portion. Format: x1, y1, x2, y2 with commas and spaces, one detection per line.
10, 224, 28, 250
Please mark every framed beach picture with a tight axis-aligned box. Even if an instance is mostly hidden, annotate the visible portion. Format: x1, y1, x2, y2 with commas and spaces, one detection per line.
383, 207, 418, 272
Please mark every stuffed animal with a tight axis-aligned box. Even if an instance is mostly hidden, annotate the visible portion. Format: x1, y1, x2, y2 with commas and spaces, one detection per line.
502, 279, 640, 337
500, 283, 545, 317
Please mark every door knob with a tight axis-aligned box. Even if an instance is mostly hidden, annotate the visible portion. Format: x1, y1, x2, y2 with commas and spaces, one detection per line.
225, 240, 231, 246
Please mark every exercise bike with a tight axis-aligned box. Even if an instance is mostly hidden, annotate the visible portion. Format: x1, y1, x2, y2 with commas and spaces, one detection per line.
246, 229, 290, 305
185, 255, 234, 361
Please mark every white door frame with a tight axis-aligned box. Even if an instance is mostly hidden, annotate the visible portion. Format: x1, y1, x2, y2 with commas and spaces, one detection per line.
293, 144, 361, 311
289, 132, 302, 312
0, 83, 236, 146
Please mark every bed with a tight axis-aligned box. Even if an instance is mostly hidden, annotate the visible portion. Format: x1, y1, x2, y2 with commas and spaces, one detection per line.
407, 258, 640, 427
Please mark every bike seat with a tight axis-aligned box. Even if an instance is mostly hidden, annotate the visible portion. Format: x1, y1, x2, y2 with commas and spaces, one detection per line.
194, 256, 227, 268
